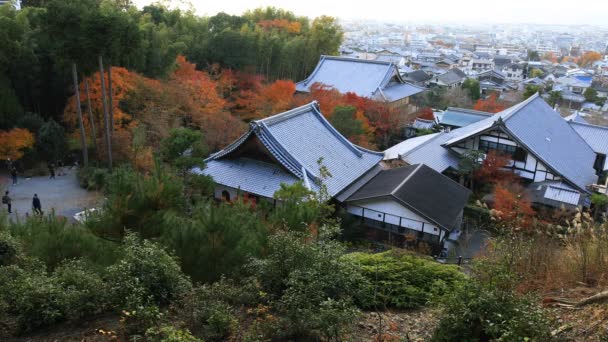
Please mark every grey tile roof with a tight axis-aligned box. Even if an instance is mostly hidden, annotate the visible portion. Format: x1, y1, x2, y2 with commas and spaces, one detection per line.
404, 70, 432, 83
295, 55, 423, 102
436, 70, 466, 85
384, 133, 440, 160
440, 107, 493, 128
399, 132, 461, 172
347, 164, 471, 230
442, 93, 598, 192
197, 158, 302, 198
200, 102, 384, 198
569, 121, 608, 156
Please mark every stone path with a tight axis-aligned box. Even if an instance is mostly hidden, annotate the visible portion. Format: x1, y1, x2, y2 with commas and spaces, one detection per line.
1, 168, 102, 221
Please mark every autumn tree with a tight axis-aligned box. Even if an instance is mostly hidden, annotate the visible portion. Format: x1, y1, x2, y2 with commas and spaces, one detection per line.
473, 93, 506, 113
474, 150, 516, 185
0, 128, 35, 161
491, 183, 535, 231
578, 51, 601, 67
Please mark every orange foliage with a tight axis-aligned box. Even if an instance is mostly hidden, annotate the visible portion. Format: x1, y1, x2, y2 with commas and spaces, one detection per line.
473, 93, 506, 113
579, 51, 602, 67
474, 151, 516, 185
171, 55, 227, 125
64, 67, 152, 134
232, 77, 296, 121
0, 128, 35, 161
294, 82, 407, 148
492, 183, 535, 230
257, 19, 301, 33
542, 52, 558, 63
415, 107, 435, 120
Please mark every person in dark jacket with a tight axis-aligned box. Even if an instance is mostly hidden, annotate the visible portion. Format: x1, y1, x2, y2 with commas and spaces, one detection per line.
32, 194, 43, 216
48, 163, 55, 179
10, 167, 17, 185
2, 191, 11, 214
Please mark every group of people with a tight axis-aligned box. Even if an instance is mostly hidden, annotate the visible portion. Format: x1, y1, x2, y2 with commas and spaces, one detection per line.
3, 158, 49, 216
2, 191, 43, 216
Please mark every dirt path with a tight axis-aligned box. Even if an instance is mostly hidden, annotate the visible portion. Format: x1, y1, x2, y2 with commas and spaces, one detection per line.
1, 168, 102, 221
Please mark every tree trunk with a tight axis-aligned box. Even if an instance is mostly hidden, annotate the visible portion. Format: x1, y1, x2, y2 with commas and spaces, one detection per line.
108, 64, 114, 137
84, 78, 97, 152
72, 63, 89, 167
99, 56, 113, 172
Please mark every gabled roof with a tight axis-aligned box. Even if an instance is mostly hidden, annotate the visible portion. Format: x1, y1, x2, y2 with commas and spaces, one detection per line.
404, 70, 432, 82
442, 93, 598, 192
347, 164, 471, 230
439, 107, 493, 128
436, 70, 466, 85
199, 102, 384, 198
387, 132, 461, 172
295, 55, 424, 102
569, 121, 608, 158
478, 69, 506, 80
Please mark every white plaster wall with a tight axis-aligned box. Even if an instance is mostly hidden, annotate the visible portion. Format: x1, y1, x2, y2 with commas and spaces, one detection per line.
347, 198, 441, 236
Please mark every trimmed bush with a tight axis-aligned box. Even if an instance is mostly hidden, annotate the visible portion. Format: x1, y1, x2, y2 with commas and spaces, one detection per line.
107, 234, 192, 308
345, 250, 466, 309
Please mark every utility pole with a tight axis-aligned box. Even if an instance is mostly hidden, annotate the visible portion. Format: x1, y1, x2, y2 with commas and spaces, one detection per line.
99, 55, 113, 172
72, 63, 88, 167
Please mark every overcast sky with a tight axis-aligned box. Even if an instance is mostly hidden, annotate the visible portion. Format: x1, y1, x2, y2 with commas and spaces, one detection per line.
133, 0, 608, 27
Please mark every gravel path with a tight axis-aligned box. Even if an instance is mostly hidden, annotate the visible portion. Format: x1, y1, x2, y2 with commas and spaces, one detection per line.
1, 168, 102, 221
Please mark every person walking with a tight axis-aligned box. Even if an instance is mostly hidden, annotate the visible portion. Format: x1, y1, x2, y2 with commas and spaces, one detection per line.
10, 167, 17, 185
32, 194, 43, 216
48, 163, 55, 179
2, 191, 11, 214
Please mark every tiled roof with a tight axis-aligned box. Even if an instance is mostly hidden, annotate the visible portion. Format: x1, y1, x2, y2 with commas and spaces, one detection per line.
347, 164, 471, 230
295, 55, 424, 101
569, 121, 608, 161
384, 133, 440, 160
200, 102, 384, 198
394, 132, 461, 172
198, 158, 302, 198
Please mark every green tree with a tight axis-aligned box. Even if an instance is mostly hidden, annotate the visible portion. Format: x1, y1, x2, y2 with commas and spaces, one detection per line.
329, 105, 364, 138
461, 78, 481, 101
527, 50, 540, 61
37, 119, 67, 161
584, 87, 598, 102
523, 85, 541, 99
529, 68, 544, 78
548, 90, 562, 107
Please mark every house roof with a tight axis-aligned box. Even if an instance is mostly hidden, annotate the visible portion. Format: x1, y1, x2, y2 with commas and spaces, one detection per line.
384, 133, 440, 160
478, 69, 506, 80
389, 132, 461, 172
404, 70, 432, 82
440, 107, 492, 128
295, 55, 424, 102
436, 70, 466, 85
569, 121, 608, 162
442, 93, 598, 192
199, 102, 384, 198
347, 164, 471, 230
